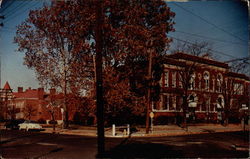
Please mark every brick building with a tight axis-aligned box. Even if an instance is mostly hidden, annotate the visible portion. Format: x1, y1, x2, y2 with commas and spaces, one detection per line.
0, 82, 94, 125
0, 83, 65, 122
152, 52, 250, 124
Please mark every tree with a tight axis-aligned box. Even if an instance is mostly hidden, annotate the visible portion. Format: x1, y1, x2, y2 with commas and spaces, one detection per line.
14, 0, 175, 128
73, 96, 96, 125
14, 1, 95, 128
220, 72, 249, 125
171, 40, 214, 57
6, 103, 20, 121
23, 104, 37, 120
103, 66, 146, 126
229, 59, 250, 76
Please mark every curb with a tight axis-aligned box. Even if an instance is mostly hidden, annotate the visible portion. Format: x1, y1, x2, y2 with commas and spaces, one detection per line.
39, 126, 248, 138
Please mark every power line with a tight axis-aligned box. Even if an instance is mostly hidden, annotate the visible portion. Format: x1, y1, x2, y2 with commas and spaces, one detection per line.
224, 57, 250, 63
0, 0, 15, 14
172, 2, 246, 43
169, 35, 237, 59
175, 30, 246, 46
3, 1, 29, 18
4, 1, 40, 24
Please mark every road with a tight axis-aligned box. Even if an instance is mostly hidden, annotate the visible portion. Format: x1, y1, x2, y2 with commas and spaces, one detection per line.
0, 130, 249, 158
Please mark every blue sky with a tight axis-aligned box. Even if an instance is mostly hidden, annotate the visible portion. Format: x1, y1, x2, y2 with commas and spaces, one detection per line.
0, 0, 248, 91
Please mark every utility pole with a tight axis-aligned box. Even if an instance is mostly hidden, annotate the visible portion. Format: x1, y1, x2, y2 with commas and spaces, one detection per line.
146, 40, 153, 134
95, 0, 105, 157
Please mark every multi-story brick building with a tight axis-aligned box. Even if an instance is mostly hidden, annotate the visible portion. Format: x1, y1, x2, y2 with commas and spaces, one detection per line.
152, 52, 249, 124
0, 83, 64, 122
0, 82, 93, 125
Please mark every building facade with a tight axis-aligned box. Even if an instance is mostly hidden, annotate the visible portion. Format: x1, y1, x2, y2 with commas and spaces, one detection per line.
152, 53, 250, 124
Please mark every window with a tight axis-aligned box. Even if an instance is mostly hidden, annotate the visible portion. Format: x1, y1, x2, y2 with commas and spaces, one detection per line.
234, 83, 243, 95
212, 78, 215, 92
178, 73, 183, 88
162, 94, 169, 110
172, 96, 176, 110
172, 71, 176, 88
217, 74, 223, 92
204, 72, 210, 91
189, 73, 195, 90
189, 95, 195, 102
225, 78, 228, 89
164, 71, 169, 87
176, 96, 183, 111
217, 97, 224, 108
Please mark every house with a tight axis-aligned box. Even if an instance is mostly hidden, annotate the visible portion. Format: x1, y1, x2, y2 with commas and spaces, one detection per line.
0, 81, 14, 120
152, 52, 250, 124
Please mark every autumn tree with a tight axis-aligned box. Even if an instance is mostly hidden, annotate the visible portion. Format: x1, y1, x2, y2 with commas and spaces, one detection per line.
102, 66, 146, 126
73, 96, 96, 125
14, 1, 95, 128
101, 1, 175, 127
14, 0, 175, 127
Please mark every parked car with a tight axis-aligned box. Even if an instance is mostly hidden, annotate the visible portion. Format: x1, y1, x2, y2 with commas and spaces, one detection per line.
4, 119, 25, 130
18, 120, 43, 131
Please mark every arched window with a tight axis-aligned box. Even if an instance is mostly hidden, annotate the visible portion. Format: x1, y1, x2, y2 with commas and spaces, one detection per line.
188, 94, 198, 108
204, 71, 210, 91
189, 73, 195, 90
217, 96, 224, 109
189, 95, 195, 102
217, 73, 223, 92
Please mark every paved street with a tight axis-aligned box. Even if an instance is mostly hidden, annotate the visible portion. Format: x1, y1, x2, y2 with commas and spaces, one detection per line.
1, 130, 249, 158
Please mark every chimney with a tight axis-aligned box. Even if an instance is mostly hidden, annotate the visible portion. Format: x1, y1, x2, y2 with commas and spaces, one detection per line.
49, 88, 56, 96
37, 88, 44, 100
18, 87, 23, 93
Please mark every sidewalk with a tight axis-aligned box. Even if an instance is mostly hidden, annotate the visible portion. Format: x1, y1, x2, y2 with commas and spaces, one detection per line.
41, 123, 249, 138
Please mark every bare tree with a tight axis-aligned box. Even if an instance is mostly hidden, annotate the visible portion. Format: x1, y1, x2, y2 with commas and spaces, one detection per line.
172, 40, 214, 57
46, 101, 61, 132
23, 104, 37, 120
171, 40, 214, 128
220, 72, 248, 126
6, 104, 20, 121
229, 59, 250, 75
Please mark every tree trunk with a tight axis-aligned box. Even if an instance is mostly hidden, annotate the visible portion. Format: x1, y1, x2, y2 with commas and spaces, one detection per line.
224, 110, 229, 126
182, 96, 188, 130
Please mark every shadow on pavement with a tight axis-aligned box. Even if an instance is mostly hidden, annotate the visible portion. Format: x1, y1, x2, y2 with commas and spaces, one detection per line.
33, 147, 64, 159
105, 141, 183, 158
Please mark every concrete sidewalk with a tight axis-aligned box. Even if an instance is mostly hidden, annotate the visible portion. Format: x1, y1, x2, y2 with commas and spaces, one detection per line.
41, 123, 249, 138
